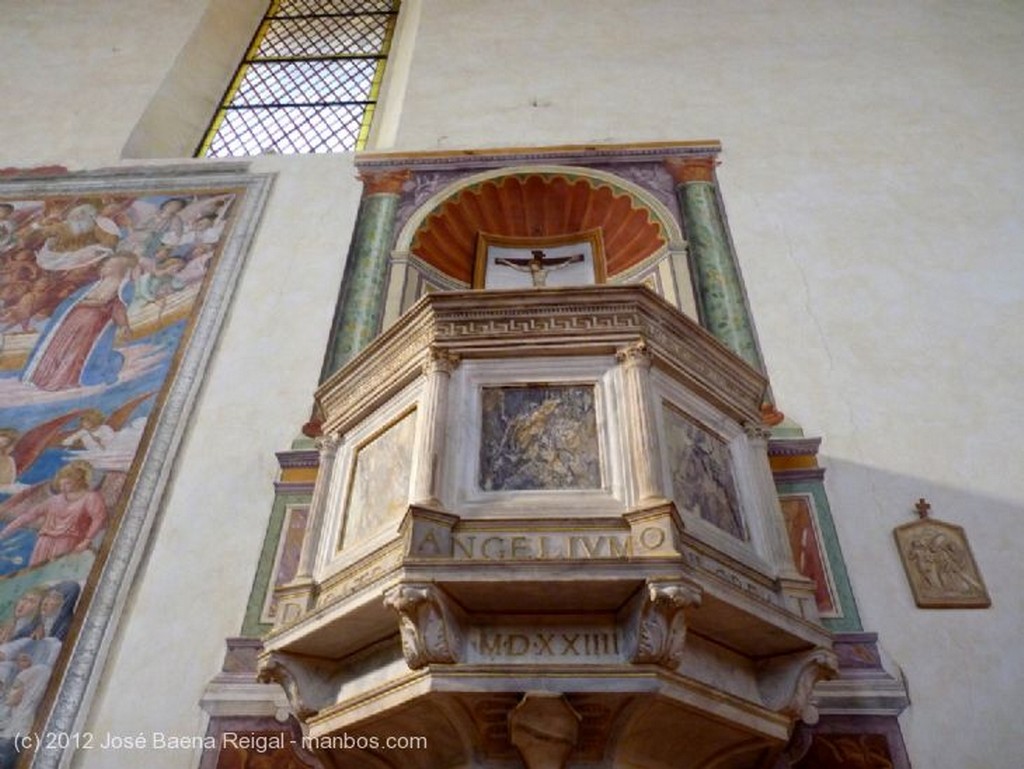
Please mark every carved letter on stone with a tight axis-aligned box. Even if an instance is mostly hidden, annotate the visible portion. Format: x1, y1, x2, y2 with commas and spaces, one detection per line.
383, 583, 461, 669
509, 692, 581, 769
757, 649, 839, 726
630, 580, 702, 669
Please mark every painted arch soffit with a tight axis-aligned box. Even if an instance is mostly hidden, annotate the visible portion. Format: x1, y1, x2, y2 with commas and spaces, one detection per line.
399, 166, 682, 285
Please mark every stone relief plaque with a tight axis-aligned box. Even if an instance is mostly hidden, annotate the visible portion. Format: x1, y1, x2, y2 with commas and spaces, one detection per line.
663, 404, 746, 540
894, 500, 990, 608
479, 385, 601, 491
340, 410, 416, 549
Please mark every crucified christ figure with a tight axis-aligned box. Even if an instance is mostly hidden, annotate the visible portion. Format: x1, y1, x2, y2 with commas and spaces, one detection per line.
494, 250, 584, 287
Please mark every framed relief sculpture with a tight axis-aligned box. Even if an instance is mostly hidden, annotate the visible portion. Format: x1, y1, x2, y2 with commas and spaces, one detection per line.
894, 499, 990, 608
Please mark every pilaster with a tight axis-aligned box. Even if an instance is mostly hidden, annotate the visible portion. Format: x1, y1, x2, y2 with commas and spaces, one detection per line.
321, 169, 409, 378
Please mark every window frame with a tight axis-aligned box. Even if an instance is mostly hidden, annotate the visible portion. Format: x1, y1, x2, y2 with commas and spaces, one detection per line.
196, 0, 400, 157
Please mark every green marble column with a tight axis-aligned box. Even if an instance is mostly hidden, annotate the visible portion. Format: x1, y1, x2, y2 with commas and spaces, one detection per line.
667, 158, 766, 374
321, 169, 408, 380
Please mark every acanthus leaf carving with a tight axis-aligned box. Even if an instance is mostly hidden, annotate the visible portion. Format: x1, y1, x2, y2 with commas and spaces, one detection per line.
383, 583, 462, 669
629, 579, 702, 669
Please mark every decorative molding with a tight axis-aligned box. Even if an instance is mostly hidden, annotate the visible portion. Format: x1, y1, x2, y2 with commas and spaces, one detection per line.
357, 140, 722, 173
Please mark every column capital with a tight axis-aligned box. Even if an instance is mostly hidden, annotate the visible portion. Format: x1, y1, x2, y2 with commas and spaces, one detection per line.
664, 156, 718, 185
615, 339, 652, 369
357, 168, 410, 195
422, 346, 461, 376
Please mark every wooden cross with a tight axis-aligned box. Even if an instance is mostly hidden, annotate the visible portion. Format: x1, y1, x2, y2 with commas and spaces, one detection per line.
914, 498, 931, 519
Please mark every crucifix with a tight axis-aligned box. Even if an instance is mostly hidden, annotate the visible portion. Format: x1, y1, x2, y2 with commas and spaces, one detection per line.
914, 498, 931, 519
494, 249, 584, 287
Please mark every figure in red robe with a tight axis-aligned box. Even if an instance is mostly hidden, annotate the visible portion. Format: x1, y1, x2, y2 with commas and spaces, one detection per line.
21, 252, 136, 391
0, 461, 107, 566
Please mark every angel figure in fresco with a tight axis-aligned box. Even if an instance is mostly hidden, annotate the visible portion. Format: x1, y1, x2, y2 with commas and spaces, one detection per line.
495, 250, 584, 287
21, 251, 137, 391
59, 395, 153, 472
0, 408, 97, 492
0, 461, 108, 567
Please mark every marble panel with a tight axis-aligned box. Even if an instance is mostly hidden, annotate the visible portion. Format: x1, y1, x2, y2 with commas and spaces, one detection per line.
663, 403, 745, 540
478, 385, 600, 491
340, 410, 416, 549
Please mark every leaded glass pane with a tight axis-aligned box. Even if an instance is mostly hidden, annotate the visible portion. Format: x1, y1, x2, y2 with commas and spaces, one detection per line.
256, 14, 391, 58
276, 0, 397, 14
205, 104, 367, 157
233, 59, 379, 106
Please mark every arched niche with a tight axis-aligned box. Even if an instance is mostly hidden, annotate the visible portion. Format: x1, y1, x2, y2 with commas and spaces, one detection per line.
383, 164, 696, 326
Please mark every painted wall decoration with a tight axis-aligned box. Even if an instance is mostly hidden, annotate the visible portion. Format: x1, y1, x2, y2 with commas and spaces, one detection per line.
780, 495, 840, 616
662, 404, 745, 540
0, 168, 269, 768
479, 386, 601, 492
261, 505, 309, 624
340, 411, 416, 550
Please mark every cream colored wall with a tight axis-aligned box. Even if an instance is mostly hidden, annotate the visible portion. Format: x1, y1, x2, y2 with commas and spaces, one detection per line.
2, 1, 1022, 768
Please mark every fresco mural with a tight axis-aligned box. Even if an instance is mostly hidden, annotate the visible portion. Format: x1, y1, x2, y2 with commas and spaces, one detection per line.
0, 187, 240, 767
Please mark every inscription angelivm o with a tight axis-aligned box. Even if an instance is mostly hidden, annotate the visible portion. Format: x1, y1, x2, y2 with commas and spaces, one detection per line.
439, 527, 669, 561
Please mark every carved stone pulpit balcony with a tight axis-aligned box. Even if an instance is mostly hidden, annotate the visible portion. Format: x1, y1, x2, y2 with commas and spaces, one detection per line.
260, 286, 835, 769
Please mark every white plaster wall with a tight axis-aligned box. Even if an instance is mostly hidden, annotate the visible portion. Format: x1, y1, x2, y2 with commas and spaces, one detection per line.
0, 1, 1022, 768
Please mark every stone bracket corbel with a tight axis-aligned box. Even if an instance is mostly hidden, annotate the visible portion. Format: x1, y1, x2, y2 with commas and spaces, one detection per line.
757, 648, 839, 725
383, 582, 463, 669
625, 578, 702, 669
256, 650, 342, 720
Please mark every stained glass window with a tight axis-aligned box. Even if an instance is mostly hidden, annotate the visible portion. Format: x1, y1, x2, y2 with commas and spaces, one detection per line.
197, 0, 400, 157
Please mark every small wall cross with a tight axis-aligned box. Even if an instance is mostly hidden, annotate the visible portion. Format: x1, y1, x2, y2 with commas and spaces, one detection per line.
914, 498, 931, 519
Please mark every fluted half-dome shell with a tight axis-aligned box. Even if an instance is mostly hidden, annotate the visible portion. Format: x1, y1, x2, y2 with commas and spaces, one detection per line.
411, 174, 667, 284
